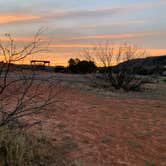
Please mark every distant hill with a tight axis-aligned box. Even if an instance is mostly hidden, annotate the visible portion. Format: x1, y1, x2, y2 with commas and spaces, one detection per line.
118, 55, 166, 66
116, 55, 166, 75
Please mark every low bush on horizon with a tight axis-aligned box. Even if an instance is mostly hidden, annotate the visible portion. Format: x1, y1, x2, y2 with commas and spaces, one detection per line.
68, 58, 97, 74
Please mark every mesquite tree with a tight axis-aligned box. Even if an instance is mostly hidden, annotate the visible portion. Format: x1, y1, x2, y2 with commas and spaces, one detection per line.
83, 43, 148, 91
0, 29, 57, 128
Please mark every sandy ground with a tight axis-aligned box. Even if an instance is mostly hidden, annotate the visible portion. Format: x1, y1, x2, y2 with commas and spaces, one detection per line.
28, 84, 166, 166
3, 71, 166, 166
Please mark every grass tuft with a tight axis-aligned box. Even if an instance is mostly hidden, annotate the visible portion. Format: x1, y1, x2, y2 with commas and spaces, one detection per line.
0, 126, 75, 166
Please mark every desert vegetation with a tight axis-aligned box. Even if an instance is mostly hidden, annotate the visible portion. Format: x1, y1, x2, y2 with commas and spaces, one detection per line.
68, 58, 97, 74
0, 0, 166, 165
0, 31, 165, 166
0, 31, 73, 165
0, 29, 56, 127
82, 43, 150, 91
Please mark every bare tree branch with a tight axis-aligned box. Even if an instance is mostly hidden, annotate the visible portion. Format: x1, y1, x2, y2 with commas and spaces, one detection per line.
0, 29, 58, 128
83, 42, 149, 91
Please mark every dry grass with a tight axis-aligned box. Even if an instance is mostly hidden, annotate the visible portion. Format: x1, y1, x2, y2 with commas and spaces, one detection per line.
0, 126, 76, 166
0, 126, 28, 166
1, 72, 166, 165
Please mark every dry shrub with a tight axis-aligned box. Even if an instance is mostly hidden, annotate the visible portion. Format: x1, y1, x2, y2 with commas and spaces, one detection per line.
0, 126, 29, 166
0, 30, 56, 127
83, 43, 148, 91
0, 126, 75, 166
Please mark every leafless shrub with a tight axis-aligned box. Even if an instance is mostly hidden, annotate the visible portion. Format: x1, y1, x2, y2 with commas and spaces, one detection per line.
83, 42, 148, 91
0, 29, 57, 128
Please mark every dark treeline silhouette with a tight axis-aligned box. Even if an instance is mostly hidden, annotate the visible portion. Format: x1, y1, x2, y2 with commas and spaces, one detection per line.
1, 55, 165, 75
68, 58, 97, 74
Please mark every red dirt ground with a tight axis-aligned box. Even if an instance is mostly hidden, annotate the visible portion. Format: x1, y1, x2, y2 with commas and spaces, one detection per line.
29, 86, 166, 166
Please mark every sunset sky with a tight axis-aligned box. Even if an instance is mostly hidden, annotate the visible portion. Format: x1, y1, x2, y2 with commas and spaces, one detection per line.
0, 0, 166, 66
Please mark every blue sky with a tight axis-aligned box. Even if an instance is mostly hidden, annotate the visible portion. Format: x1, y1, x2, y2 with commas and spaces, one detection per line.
0, 0, 166, 65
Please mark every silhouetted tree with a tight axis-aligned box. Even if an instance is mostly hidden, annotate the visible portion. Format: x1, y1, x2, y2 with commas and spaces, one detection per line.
0, 29, 57, 128
68, 58, 97, 74
83, 43, 148, 91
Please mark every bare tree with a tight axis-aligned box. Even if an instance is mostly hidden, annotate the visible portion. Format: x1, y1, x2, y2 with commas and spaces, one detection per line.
0, 29, 57, 128
83, 42, 148, 91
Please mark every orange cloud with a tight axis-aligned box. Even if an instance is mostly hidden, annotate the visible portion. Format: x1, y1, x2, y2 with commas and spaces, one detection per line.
70, 32, 155, 40
77, 20, 145, 29
16, 52, 78, 66
0, 13, 40, 24
49, 43, 94, 48
150, 48, 166, 56
0, 35, 49, 43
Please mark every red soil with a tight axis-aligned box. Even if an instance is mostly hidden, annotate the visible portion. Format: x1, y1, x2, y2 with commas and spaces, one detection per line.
31, 87, 166, 166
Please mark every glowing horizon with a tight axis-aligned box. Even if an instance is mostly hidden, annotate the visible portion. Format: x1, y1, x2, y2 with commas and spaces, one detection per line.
0, 0, 166, 66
